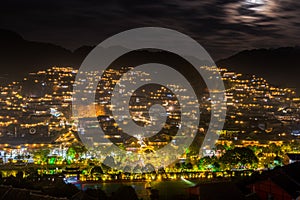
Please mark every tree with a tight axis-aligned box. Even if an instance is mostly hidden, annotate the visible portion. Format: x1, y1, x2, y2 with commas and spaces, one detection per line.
273, 156, 283, 166
174, 162, 181, 171
220, 147, 258, 170
90, 166, 103, 179
66, 147, 76, 163
198, 156, 220, 171
33, 149, 50, 164
184, 162, 193, 170
66, 144, 87, 162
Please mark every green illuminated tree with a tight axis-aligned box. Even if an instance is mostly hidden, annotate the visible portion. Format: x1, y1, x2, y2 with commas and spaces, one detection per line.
198, 156, 220, 171
66, 146, 76, 162
220, 147, 258, 169
33, 149, 50, 164
66, 144, 87, 162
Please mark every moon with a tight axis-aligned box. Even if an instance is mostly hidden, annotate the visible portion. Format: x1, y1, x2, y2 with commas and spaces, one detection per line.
225, 0, 279, 24
244, 0, 278, 16
246, 0, 264, 4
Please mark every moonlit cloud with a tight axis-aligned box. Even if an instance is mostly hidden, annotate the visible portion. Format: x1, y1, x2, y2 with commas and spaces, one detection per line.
0, 0, 299, 59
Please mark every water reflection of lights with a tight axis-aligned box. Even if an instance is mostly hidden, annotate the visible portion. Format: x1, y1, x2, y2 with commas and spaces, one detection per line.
63, 176, 78, 184
180, 177, 196, 187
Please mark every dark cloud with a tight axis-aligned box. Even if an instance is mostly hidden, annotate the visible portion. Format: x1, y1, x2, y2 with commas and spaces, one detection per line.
0, 0, 299, 59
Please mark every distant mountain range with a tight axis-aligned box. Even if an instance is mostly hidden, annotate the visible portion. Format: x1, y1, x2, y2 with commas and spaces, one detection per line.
216, 47, 300, 92
1, 29, 299, 93
0, 29, 92, 84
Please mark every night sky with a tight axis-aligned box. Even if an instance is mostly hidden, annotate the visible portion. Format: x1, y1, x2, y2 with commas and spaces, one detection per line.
1, 0, 299, 60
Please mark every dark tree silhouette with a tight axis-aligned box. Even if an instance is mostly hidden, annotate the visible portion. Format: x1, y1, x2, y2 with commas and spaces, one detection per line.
220, 147, 258, 169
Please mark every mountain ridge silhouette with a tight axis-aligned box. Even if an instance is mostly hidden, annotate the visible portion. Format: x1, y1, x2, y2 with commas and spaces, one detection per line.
0, 29, 299, 92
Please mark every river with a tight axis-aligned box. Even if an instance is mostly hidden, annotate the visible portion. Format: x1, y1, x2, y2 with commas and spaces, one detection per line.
75, 179, 197, 200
